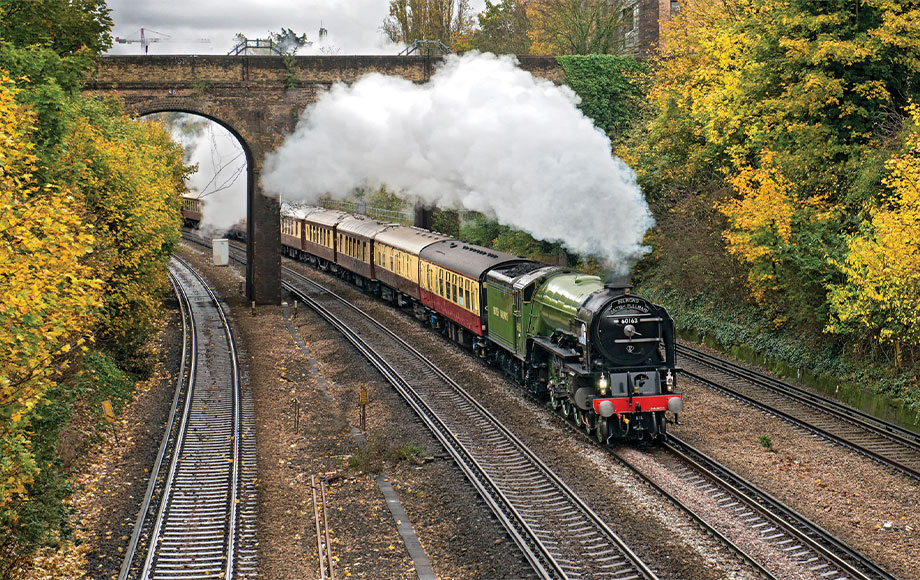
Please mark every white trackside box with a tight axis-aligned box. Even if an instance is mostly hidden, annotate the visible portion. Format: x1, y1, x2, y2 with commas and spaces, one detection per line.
212, 238, 229, 266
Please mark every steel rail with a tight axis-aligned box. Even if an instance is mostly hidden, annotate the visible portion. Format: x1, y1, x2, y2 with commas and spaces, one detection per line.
118, 271, 195, 580
123, 256, 245, 580
197, 233, 891, 580
678, 344, 920, 446
665, 436, 896, 580
677, 344, 920, 481
284, 271, 659, 580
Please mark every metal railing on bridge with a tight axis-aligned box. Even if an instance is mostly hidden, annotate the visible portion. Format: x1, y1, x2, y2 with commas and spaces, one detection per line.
227, 39, 283, 56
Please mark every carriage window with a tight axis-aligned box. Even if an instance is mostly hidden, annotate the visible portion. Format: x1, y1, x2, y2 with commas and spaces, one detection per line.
465, 289, 470, 310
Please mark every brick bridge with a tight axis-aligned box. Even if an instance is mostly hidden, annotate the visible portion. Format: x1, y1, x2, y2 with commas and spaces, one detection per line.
84, 55, 563, 304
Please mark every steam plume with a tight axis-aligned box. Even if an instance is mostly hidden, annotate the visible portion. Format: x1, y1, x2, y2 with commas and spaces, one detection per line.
262, 52, 653, 272
163, 115, 248, 234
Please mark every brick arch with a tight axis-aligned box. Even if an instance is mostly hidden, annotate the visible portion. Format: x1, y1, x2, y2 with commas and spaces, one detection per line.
85, 55, 563, 303
132, 101, 257, 160
132, 103, 271, 303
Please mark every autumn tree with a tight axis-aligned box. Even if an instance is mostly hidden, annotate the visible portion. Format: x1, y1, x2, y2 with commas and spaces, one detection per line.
382, 0, 476, 48
527, 0, 626, 55
59, 97, 189, 362
0, 0, 112, 58
827, 105, 920, 363
639, 0, 920, 330
0, 2, 192, 572
0, 72, 101, 575
470, 0, 532, 54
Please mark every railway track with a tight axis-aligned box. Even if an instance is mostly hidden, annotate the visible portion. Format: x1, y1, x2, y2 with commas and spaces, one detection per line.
677, 344, 920, 480
119, 256, 258, 580
283, 267, 659, 580
655, 437, 894, 580
185, 233, 896, 578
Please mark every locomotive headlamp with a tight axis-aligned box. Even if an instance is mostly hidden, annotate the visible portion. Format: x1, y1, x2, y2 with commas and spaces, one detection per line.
598, 374, 609, 395
666, 370, 674, 393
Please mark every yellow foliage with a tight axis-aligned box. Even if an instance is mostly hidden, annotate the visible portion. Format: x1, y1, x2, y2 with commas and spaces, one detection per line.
718, 152, 798, 303
0, 72, 102, 507
828, 104, 920, 346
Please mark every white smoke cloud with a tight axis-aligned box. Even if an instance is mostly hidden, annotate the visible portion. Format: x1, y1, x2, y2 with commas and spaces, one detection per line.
162, 115, 248, 234
262, 52, 653, 272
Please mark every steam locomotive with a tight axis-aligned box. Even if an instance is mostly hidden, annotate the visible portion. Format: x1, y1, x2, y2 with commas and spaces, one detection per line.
279, 205, 682, 442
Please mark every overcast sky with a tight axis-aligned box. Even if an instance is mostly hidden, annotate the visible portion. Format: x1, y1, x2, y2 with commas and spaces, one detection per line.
106, 0, 487, 56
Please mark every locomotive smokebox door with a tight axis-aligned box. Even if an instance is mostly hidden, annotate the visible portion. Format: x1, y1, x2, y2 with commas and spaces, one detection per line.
594, 297, 663, 366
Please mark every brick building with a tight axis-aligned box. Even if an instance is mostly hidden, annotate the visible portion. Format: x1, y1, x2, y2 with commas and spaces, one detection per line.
619, 0, 680, 59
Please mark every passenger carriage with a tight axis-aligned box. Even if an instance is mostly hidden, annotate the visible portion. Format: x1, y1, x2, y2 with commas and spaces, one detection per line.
418, 240, 529, 346
181, 196, 203, 227
301, 208, 349, 268
281, 207, 314, 258
334, 215, 389, 285
373, 225, 452, 306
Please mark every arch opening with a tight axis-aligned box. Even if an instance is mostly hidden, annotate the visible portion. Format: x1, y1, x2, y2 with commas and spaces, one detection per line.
136, 107, 275, 302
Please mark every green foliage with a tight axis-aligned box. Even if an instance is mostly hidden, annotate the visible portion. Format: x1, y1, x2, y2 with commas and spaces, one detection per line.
0, 0, 112, 158
0, 0, 112, 58
459, 213, 568, 263
396, 443, 426, 464
758, 434, 773, 450
470, 0, 531, 54
0, 349, 137, 575
282, 55, 298, 89
0, 394, 74, 576
431, 209, 460, 237
347, 436, 427, 474
270, 28, 309, 55
366, 186, 407, 212
557, 54, 649, 141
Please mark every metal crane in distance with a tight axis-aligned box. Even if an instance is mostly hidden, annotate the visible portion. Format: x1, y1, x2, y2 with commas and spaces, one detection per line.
114, 28, 210, 54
